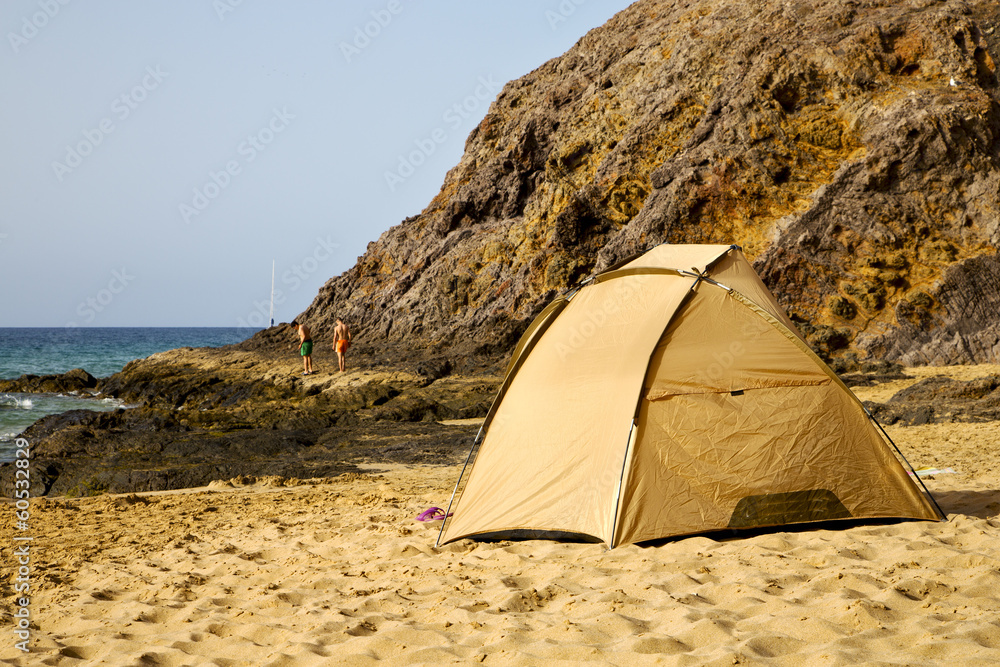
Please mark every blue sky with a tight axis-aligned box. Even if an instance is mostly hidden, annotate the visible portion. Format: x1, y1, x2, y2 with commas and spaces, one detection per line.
0, 0, 633, 327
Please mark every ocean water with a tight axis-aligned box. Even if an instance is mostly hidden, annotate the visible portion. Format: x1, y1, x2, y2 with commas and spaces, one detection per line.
0, 327, 256, 462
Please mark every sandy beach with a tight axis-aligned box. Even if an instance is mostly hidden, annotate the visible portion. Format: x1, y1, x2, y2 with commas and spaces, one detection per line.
4, 366, 1000, 666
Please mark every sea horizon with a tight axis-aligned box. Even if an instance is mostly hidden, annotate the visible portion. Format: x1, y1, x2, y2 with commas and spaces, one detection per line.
0, 327, 260, 380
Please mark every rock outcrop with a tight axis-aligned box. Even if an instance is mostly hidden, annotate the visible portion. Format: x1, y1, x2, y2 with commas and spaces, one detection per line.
0, 368, 98, 395
865, 373, 1000, 424
0, 343, 495, 497
300, 0, 999, 367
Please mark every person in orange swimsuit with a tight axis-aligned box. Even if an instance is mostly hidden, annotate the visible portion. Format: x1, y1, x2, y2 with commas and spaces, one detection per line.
333, 318, 352, 372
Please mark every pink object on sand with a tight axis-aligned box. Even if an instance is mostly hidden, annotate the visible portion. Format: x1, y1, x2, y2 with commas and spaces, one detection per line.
416, 507, 452, 522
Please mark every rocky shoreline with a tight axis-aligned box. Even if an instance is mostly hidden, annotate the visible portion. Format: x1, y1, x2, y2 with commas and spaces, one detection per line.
3, 323, 1000, 498
0, 326, 499, 497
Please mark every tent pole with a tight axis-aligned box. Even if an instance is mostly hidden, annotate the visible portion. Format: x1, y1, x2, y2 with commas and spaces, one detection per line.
436, 424, 484, 548
608, 419, 638, 549
867, 412, 948, 521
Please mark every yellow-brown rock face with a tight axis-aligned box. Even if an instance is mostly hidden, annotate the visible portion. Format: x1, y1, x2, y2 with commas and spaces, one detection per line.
302, 0, 1000, 367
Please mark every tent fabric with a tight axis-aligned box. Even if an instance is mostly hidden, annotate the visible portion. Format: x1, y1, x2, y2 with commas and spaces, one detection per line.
643, 280, 827, 399
501, 296, 569, 379
440, 272, 697, 544
619, 243, 733, 276
438, 244, 942, 548
706, 252, 802, 334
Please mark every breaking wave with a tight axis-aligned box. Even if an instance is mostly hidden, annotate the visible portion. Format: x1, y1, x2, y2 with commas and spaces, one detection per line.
0, 394, 33, 409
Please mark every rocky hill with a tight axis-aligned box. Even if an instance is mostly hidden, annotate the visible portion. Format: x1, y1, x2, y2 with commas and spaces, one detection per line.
301, 0, 999, 368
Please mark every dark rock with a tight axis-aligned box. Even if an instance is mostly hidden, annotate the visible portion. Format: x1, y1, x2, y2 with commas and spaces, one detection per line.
892, 374, 1000, 404
0, 368, 99, 394
415, 358, 453, 385
833, 355, 912, 386
865, 401, 935, 427
0, 461, 62, 496
865, 374, 1000, 424
829, 296, 858, 321
857, 255, 1000, 364
0, 341, 499, 496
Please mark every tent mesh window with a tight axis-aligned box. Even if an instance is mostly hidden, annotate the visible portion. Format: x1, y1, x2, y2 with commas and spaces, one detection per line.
727, 489, 852, 528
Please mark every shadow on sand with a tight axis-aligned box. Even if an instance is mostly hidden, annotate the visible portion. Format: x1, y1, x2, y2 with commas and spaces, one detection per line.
934, 489, 1000, 519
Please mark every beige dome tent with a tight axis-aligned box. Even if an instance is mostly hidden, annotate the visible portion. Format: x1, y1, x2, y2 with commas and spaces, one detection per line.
437, 244, 943, 548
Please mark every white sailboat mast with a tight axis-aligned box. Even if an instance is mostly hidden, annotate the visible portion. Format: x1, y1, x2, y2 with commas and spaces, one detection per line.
269, 260, 275, 327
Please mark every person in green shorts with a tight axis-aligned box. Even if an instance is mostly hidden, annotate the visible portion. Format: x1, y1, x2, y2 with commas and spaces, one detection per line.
290, 320, 314, 375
